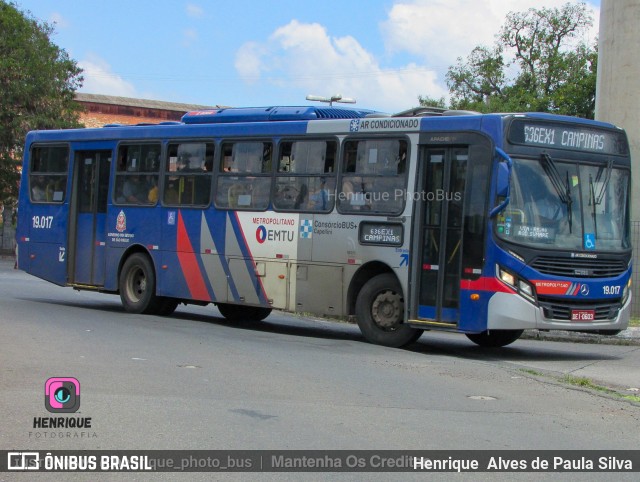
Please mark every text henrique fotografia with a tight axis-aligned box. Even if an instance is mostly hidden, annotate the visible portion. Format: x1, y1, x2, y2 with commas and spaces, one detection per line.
31, 416, 96, 439
31, 377, 97, 439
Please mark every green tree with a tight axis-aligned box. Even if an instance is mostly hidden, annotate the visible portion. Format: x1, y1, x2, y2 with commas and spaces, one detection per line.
0, 1, 83, 207
443, 2, 597, 117
417, 95, 447, 109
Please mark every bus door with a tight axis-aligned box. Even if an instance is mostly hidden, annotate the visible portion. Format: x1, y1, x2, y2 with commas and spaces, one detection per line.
414, 146, 468, 324
69, 150, 112, 286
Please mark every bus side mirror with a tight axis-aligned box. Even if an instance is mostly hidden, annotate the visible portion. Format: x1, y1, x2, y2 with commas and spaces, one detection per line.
490, 148, 513, 218
496, 162, 510, 198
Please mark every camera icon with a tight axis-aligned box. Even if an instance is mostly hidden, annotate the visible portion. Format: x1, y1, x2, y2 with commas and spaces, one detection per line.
45, 377, 80, 413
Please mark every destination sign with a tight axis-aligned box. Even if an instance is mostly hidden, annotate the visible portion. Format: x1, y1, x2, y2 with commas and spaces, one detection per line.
508, 120, 628, 156
359, 222, 403, 246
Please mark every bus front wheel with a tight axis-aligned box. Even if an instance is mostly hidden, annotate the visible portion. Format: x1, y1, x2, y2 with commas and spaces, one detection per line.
217, 303, 272, 322
355, 273, 423, 348
119, 253, 159, 314
465, 330, 523, 348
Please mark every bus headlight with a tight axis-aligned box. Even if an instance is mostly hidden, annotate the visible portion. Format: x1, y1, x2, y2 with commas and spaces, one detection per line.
518, 279, 535, 302
498, 267, 516, 287
622, 278, 631, 305
496, 265, 536, 302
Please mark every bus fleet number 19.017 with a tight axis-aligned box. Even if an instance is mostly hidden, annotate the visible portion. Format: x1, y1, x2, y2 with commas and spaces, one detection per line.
32, 215, 54, 229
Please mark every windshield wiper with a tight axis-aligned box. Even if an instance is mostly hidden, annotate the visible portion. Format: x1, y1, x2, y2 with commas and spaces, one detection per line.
589, 159, 614, 238
539, 154, 573, 232
593, 159, 613, 205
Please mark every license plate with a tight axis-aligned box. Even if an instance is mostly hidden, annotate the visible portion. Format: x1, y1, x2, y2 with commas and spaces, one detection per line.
571, 309, 595, 322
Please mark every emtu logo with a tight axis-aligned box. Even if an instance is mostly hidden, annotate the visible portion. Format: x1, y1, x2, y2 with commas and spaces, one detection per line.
45, 377, 80, 413
256, 225, 267, 244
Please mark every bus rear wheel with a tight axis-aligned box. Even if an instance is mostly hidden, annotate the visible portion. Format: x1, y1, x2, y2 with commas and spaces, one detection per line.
217, 303, 272, 322
119, 253, 159, 314
155, 297, 179, 316
465, 330, 523, 347
355, 273, 423, 348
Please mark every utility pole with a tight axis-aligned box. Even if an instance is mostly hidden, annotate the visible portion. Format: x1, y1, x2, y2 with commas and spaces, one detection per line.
595, 0, 640, 218
595, 0, 640, 315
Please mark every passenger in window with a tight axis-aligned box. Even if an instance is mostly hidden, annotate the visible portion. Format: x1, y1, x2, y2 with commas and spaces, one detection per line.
122, 175, 147, 203
223, 156, 236, 172
46, 178, 65, 202
183, 156, 204, 171
293, 184, 308, 209
31, 176, 46, 201
147, 176, 158, 203
342, 177, 370, 210
308, 178, 329, 210
165, 180, 179, 204
204, 155, 213, 172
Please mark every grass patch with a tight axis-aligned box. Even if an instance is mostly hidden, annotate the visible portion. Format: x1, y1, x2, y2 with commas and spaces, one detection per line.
629, 318, 640, 327
521, 370, 640, 403
561, 375, 640, 403
562, 375, 608, 391
519, 368, 544, 377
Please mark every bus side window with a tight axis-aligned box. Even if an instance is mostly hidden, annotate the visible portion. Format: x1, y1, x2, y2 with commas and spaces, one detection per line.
114, 143, 161, 206
215, 141, 271, 211
162, 142, 214, 207
29, 146, 69, 204
273, 139, 337, 212
338, 139, 408, 214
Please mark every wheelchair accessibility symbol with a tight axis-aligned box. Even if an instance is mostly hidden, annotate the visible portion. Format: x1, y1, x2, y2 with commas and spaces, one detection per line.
584, 233, 596, 250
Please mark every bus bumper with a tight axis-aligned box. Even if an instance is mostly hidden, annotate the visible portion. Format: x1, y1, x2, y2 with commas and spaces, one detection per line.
487, 292, 631, 332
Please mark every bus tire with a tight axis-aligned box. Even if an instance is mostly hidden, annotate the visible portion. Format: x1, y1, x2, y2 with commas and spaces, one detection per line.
248, 307, 272, 321
217, 303, 272, 322
155, 297, 179, 316
355, 273, 423, 348
119, 253, 159, 314
465, 330, 523, 348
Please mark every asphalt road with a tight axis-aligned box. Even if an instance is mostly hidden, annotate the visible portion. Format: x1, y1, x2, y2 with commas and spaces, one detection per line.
1, 259, 639, 480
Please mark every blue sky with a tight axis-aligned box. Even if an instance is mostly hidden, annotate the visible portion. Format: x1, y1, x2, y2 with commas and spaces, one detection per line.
15, 0, 600, 113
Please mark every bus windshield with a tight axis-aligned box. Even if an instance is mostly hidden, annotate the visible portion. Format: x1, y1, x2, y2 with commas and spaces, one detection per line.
497, 157, 630, 251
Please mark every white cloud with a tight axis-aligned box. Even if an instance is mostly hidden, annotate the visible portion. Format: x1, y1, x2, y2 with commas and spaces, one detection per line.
382, 0, 600, 67
234, 20, 445, 112
235, 42, 268, 82
78, 55, 137, 97
186, 4, 204, 18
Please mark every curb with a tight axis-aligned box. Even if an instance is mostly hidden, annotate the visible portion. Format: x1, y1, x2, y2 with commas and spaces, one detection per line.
522, 327, 640, 345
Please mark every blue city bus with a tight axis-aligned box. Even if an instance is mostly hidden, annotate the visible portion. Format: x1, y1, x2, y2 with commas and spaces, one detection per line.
16, 106, 632, 347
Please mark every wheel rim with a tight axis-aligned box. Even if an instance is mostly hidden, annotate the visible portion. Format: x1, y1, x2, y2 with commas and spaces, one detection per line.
125, 266, 146, 303
371, 289, 402, 331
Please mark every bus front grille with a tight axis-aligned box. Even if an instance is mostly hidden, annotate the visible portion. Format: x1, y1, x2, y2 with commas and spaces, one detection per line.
530, 256, 627, 278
